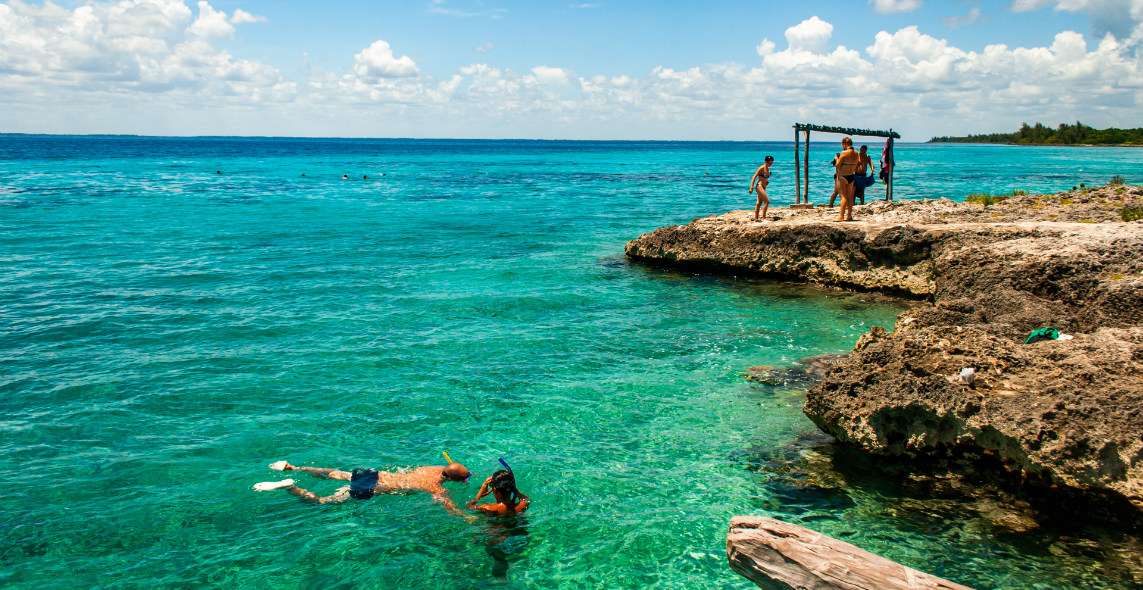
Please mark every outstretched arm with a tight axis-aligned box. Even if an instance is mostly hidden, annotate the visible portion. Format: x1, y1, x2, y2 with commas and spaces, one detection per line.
434, 490, 477, 522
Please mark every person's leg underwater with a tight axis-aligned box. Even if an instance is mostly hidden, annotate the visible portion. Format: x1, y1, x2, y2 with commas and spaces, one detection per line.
268, 461, 352, 480
253, 461, 353, 503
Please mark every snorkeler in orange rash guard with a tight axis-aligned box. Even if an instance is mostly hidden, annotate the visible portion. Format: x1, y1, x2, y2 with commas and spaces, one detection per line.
468, 459, 529, 516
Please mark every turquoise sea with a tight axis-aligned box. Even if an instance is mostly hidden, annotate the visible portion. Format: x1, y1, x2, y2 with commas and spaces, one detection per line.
2, 136, 1141, 589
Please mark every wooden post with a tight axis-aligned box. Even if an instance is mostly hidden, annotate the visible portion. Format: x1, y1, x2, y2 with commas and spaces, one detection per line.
794, 127, 801, 204
803, 129, 811, 202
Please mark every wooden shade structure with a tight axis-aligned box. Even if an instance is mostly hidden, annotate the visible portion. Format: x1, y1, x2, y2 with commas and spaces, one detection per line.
793, 123, 901, 204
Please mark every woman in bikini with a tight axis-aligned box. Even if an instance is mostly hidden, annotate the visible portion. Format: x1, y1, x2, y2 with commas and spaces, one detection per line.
748, 155, 775, 221
834, 137, 861, 222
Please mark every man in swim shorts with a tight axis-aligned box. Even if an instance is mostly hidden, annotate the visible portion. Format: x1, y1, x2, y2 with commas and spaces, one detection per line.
252, 457, 472, 517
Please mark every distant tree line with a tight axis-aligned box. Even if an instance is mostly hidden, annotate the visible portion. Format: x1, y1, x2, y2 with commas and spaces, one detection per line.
929, 122, 1143, 145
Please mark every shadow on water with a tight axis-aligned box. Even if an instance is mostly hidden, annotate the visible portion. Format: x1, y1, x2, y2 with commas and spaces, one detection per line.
733, 434, 1143, 588
471, 515, 530, 583
619, 257, 910, 308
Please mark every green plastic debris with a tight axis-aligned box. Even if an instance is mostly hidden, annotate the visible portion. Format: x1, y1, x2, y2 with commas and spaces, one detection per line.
1024, 327, 1060, 344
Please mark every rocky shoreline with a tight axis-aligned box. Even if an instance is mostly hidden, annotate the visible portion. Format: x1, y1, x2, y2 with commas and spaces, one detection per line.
626, 184, 1143, 523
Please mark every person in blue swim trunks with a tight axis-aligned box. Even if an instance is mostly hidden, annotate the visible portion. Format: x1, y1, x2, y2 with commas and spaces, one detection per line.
252, 457, 472, 517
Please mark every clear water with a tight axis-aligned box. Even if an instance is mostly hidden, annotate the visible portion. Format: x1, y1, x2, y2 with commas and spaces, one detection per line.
2, 136, 1141, 589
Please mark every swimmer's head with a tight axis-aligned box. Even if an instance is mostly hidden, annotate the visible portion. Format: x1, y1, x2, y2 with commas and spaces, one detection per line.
764, 155, 774, 163
489, 468, 524, 506
442, 462, 471, 483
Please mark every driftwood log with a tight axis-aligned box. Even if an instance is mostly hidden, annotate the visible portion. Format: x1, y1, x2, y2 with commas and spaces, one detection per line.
727, 516, 973, 590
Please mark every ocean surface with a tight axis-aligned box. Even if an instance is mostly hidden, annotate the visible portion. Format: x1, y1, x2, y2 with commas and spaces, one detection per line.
2, 136, 1141, 589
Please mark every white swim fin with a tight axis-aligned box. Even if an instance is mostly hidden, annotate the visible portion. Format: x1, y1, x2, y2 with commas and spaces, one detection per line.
253, 478, 295, 491
267, 460, 289, 471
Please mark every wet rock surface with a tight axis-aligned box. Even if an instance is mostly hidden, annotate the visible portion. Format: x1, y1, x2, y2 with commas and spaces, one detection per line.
627, 185, 1143, 519
737, 436, 1143, 586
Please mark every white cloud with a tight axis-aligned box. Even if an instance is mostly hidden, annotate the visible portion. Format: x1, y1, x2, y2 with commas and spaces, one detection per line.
1, 5, 1141, 139
231, 9, 265, 24
189, 1, 234, 37
756, 39, 776, 56
784, 16, 834, 53
871, 0, 922, 14
1012, 0, 1143, 39
945, 6, 982, 28
352, 40, 419, 79
428, 0, 507, 19
475, 41, 494, 53
0, 0, 291, 104
530, 65, 569, 83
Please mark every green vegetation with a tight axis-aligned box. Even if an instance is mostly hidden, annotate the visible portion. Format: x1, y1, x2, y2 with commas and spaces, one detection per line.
966, 193, 1010, 207
1110, 175, 1126, 186
930, 122, 1143, 146
1123, 206, 1143, 222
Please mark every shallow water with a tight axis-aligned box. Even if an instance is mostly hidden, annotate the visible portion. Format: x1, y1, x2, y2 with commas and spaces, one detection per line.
2, 136, 1141, 589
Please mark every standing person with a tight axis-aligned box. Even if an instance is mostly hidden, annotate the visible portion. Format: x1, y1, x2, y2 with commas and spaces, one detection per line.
834, 137, 861, 222
827, 152, 842, 207
879, 137, 895, 201
748, 155, 775, 221
854, 145, 873, 205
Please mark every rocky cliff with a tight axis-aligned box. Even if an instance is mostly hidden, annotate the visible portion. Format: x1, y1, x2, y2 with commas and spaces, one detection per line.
626, 185, 1143, 517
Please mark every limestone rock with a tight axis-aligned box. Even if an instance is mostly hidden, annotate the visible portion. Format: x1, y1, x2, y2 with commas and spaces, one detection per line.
627, 185, 1143, 517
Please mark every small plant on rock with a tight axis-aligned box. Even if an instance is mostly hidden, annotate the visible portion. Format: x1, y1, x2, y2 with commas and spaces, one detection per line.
1122, 205, 1143, 222
966, 193, 1010, 207
1109, 175, 1125, 186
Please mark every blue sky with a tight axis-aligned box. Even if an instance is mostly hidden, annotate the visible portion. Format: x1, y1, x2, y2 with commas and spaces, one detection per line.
217, 0, 1106, 77
2, 0, 1142, 139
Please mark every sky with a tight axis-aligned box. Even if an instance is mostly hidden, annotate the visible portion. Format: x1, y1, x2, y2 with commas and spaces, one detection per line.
1, 0, 1142, 140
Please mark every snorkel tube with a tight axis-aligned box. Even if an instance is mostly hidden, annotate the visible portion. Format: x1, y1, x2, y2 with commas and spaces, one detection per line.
498, 457, 513, 474
442, 450, 456, 464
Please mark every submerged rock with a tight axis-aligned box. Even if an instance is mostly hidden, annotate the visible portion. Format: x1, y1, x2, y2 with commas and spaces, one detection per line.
744, 355, 842, 387
727, 516, 974, 589
628, 184, 1143, 519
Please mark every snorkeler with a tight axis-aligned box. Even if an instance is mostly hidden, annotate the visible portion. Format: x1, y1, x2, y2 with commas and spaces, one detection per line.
467, 458, 530, 516
341, 174, 349, 180
252, 452, 472, 517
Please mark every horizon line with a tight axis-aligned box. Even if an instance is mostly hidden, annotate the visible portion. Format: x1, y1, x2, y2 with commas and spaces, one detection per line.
0, 131, 927, 143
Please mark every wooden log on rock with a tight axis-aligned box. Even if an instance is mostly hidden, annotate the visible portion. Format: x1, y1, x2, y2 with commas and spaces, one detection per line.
727, 516, 974, 590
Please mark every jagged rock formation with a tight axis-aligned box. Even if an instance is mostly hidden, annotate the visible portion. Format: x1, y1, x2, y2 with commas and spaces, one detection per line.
627, 185, 1143, 516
